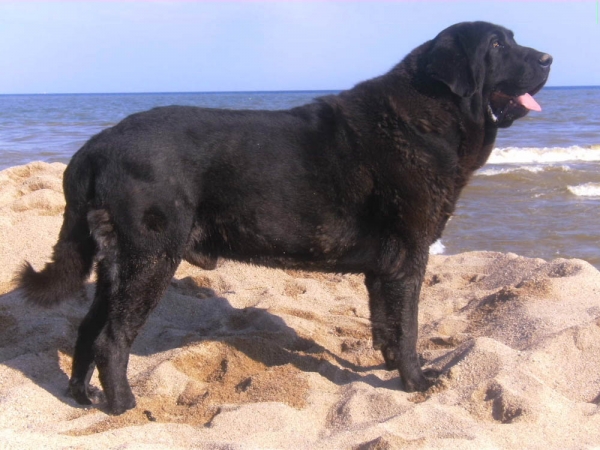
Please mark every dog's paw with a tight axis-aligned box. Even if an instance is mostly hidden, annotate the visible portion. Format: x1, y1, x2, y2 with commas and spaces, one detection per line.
107, 392, 137, 415
401, 369, 438, 393
423, 368, 440, 379
69, 383, 105, 406
86, 385, 106, 404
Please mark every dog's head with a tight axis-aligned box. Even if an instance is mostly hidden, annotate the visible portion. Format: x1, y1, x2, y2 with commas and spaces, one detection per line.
425, 21, 551, 128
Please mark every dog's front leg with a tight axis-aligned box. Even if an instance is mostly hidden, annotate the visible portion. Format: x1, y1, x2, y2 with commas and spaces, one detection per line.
365, 252, 435, 392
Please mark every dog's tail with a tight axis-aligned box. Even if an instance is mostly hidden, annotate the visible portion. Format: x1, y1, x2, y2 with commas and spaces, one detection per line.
16, 157, 96, 307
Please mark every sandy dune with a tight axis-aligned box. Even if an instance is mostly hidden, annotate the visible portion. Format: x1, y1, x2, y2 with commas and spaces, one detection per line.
0, 162, 599, 449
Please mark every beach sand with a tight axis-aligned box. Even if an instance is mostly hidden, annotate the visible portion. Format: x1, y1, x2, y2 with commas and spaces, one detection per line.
0, 162, 599, 449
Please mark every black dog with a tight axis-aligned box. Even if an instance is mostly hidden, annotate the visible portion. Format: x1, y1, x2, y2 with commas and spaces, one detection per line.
17, 21, 551, 415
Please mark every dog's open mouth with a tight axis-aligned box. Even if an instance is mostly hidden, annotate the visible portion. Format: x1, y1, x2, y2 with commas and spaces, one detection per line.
487, 81, 545, 126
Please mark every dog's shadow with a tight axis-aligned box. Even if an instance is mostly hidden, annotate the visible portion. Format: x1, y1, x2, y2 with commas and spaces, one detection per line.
0, 275, 400, 411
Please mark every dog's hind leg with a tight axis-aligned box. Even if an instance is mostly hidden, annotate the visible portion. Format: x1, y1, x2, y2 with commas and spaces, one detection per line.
94, 252, 181, 415
69, 267, 109, 405
70, 207, 187, 414
69, 210, 117, 406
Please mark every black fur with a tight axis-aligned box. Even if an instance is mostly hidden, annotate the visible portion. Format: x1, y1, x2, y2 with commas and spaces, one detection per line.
17, 22, 551, 415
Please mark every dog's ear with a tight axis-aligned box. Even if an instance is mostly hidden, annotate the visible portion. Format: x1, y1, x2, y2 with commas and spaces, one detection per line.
426, 30, 486, 98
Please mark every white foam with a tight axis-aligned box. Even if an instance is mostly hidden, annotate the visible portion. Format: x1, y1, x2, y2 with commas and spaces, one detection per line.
488, 146, 600, 165
477, 164, 571, 176
478, 165, 545, 176
567, 183, 600, 197
429, 239, 445, 255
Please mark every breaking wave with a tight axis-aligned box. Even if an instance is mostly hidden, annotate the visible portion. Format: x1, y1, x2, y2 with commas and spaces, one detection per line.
429, 239, 445, 255
488, 145, 600, 165
477, 164, 571, 176
567, 183, 600, 197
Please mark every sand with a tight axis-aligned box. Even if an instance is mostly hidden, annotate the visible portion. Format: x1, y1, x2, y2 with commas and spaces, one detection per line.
0, 162, 599, 449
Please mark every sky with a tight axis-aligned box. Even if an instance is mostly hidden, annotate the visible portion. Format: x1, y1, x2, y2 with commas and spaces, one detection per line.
0, 1, 598, 94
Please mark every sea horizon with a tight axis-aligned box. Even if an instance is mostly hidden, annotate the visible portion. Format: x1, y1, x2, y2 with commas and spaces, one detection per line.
1, 85, 599, 97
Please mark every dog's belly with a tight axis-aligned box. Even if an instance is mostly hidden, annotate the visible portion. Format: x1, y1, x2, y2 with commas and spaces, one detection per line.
220, 250, 375, 274
191, 218, 378, 274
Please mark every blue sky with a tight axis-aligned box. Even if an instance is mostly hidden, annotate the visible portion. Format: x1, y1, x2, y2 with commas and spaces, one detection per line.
0, 1, 597, 94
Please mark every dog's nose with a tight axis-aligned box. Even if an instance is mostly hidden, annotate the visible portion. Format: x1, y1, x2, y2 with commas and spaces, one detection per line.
539, 53, 553, 67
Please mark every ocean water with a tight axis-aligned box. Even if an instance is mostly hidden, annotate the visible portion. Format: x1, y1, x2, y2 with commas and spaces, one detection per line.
1, 87, 599, 267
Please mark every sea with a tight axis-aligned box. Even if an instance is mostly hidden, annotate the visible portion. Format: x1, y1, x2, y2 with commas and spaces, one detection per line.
1, 87, 599, 268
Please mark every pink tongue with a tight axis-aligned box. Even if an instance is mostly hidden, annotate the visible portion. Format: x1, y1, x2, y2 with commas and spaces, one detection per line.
517, 93, 541, 112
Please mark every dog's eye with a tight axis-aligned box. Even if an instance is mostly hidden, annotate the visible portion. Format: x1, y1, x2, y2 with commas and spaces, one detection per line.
491, 40, 503, 49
